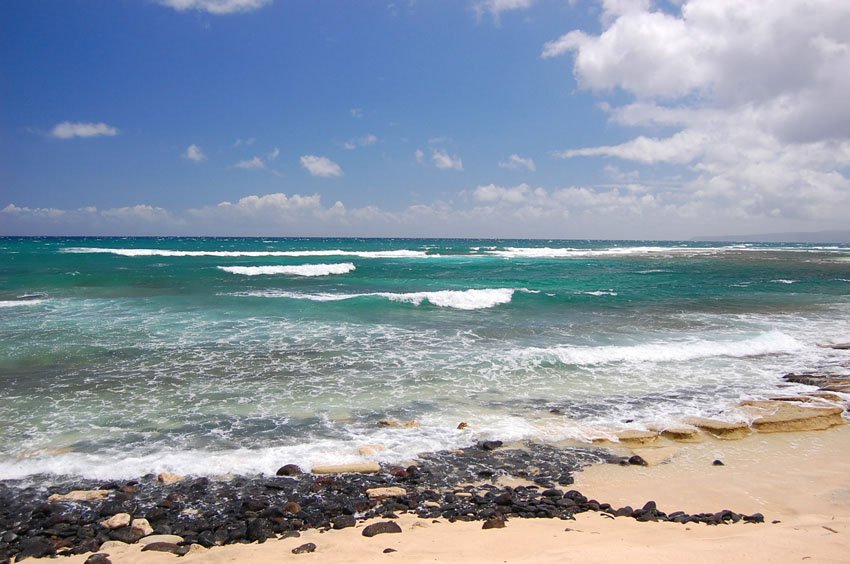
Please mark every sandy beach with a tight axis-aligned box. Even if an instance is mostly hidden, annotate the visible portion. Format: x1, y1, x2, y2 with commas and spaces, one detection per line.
49, 424, 850, 564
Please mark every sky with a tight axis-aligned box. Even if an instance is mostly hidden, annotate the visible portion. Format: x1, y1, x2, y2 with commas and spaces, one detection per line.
1, 0, 849, 239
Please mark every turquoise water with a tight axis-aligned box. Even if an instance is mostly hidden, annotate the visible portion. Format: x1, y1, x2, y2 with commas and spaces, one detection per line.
1, 237, 848, 479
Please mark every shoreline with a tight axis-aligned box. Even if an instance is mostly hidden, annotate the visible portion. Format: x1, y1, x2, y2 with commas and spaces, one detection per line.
2, 370, 848, 562
21, 424, 850, 563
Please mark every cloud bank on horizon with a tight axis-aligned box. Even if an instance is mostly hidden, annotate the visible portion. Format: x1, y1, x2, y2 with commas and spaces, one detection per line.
2, 0, 849, 238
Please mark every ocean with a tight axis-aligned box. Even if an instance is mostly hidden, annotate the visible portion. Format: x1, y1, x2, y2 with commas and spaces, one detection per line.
1, 237, 848, 480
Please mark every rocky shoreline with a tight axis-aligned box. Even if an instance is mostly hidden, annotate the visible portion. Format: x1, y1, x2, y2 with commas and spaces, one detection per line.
2, 364, 847, 563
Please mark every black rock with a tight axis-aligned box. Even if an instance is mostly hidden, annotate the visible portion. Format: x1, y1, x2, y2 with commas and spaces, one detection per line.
291, 542, 317, 554
383, 548, 398, 553
84, 554, 113, 564
362, 521, 402, 537
332, 515, 357, 530
482, 517, 506, 529
15, 537, 56, 560
744, 513, 765, 523
276, 464, 303, 477
628, 455, 648, 466
108, 526, 144, 544
479, 441, 503, 451
712, 459, 725, 466
140, 542, 189, 556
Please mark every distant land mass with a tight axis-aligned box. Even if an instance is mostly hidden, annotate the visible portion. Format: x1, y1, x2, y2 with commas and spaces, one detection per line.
692, 230, 850, 243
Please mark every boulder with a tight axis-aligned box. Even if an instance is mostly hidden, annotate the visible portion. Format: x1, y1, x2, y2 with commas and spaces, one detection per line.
741, 401, 846, 432
292, 543, 317, 554
311, 461, 381, 474
276, 464, 302, 476
367, 487, 406, 499
100, 513, 131, 529
457, 422, 469, 429
130, 518, 154, 537
482, 517, 506, 529
140, 542, 189, 556
684, 417, 751, 440
156, 472, 183, 485
84, 554, 112, 564
138, 534, 184, 546
48, 489, 110, 502
362, 521, 403, 537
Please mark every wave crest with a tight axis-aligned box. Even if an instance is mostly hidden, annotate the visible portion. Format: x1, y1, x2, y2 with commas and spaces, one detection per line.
217, 263, 355, 277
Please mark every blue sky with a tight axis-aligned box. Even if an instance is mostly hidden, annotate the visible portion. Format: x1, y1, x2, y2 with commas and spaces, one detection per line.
2, 0, 849, 238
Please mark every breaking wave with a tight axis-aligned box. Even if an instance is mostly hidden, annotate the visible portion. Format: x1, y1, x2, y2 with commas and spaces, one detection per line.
217, 264, 356, 277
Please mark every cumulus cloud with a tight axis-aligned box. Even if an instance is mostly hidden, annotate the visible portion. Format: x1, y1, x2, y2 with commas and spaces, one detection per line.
432, 149, 464, 171
343, 134, 378, 150
183, 144, 207, 162
300, 155, 343, 177
498, 154, 536, 171
158, 0, 271, 15
233, 156, 265, 170
50, 122, 118, 139
545, 0, 850, 224
474, 0, 534, 24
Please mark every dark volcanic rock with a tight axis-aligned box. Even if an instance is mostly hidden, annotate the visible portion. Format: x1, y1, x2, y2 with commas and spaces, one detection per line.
383, 548, 398, 553
14, 537, 56, 560
108, 526, 144, 544
332, 515, 357, 530
628, 455, 648, 466
276, 464, 303, 477
482, 517, 506, 529
291, 542, 317, 554
479, 441, 504, 451
84, 554, 113, 564
712, 459, 725, 466
362, 521, 403, 537
140, 542, 189, 556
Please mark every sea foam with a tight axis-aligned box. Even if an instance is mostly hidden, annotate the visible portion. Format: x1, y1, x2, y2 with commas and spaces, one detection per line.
235, 288, 518, 310
217, 263, 356, 277
62, 247, 429, 258
513, 331, 805, 366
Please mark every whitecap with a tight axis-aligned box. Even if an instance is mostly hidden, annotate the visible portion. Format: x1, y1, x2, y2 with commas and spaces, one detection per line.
217, 263, 355, 277
61, 247, 430, 258
233, 288, 518, 310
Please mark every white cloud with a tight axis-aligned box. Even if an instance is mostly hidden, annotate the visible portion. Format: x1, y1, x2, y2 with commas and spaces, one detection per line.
50, 122, 118, 140
343, 134, 378, 150
350, 108, 363, 118
415, 149, 425, 164
300, 155, 343, 177
183, 144, 207, 162
432, 149, 464, 171
498, 153, 536, 171
474, 183, 531, 203
158, 0, 271, 15
474, 0, 534, 24
268, 147, 280, 161
546, 0, 850, 223
233, 137, 255, 147
234, 156, 265, 170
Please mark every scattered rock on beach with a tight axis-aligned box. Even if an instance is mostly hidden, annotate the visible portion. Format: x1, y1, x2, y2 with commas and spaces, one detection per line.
332, 515, 357, 530
131, 518, 154, 537
312, 461, 381, 474
157, 472, 183, 484
100, 513, 131, 529
139, 534, 184, 546
84, 554, 112, 564
482, 517, 506, 529
383, 548, 398, 553
479, 440, 503, 451
362, 521, 403, 537
684, 417, 751, 440
48, 489, 110, 502
628, 455, 648, 466
713, 459, 725, 466
140, 542, 189, 556
292, 542, 317, 554
276, 464, 303, 476
367, 487, 407, 500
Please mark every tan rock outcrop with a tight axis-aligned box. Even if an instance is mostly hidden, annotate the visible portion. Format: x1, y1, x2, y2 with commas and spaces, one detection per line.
131, 518, 154, 537
684, 417, 751, 440
157, 472, 183, 484
100, 513, 131, 529
741, 400, 846, 432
